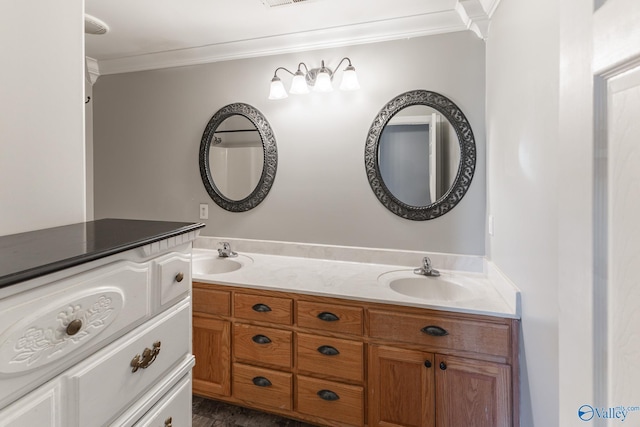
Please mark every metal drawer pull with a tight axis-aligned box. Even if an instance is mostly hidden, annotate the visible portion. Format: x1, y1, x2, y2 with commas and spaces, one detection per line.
66, 319, 83, 336
440, 361, 447, 370
421, 325, 449, 336
175, 272, 184, 282
252, 376, 273, 387
130, 341, 161, 373
317, 345, 340, 356
252, 334, 272, 344
317, 311, 340, 322
252, 303, 272, 312
424, 360, 432, 368
164, 417, 172, 427
317, 389, 340, 401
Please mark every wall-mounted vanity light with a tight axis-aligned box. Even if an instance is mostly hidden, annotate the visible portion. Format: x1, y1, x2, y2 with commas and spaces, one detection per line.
268, 57, 360, 100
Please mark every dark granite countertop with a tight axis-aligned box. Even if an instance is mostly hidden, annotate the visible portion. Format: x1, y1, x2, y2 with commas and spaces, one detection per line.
0, 219, 205, 289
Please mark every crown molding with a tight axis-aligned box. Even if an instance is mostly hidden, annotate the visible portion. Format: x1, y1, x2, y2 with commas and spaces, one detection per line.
94, 10, 471, 76
455, 0, 492, 40
85, 56, 100, 84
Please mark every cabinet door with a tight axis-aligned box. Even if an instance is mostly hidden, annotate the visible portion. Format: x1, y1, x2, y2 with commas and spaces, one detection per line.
435, 355, 511, 427
368, 345, 435, 427
192, 315, 231, 397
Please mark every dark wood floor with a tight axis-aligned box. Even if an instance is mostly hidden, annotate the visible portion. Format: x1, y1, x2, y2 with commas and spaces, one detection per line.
192, 396, 315, 427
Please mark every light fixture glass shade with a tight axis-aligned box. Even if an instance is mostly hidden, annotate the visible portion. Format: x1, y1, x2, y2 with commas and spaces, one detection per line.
289, 72, 309, 94
339, 66, 360, 91
268, 76, 288, 100
313, 70, 333, 93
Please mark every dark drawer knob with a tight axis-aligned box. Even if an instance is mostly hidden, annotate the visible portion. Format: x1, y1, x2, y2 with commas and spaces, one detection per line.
317, 389, 340, 401
164, 417, 173, 427
66, 319, 83, 336
252, 376, 273, 387
252, 334, 272, 344
252, 303, 272, 313
175, 272, 184, 283
317, 311, 340, 322
421, 325, 449, 337
424, 360, 432, 368
439, 361, 447, 370
317, 345, 340, 356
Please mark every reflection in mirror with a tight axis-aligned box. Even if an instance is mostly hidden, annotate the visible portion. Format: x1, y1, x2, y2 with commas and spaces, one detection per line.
209, 115, 264, 201
365, 90, 476, 221
199, 103, 277, 212
378, 105, 460, 206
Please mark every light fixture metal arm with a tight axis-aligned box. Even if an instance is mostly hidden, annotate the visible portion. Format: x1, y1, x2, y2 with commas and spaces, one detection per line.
335, 57, 354, 71
272, 66, 296, 78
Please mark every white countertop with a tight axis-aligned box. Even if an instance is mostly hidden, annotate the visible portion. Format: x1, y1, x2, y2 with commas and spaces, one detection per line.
192, 248, 521, 319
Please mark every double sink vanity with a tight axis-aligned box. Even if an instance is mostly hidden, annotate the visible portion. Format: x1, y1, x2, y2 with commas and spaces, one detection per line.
191, 239, 520, 427
0, 219, 520, 427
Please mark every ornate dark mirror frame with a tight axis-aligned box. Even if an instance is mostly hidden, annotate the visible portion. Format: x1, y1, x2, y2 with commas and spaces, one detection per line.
365, 90, 476, 221
199, 103, 277, 212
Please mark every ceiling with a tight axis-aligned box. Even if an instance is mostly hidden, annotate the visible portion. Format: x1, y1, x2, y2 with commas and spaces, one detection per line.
85, 0, 498, 76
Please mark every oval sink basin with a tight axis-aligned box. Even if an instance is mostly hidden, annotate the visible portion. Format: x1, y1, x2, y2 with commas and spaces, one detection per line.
389, 277, 477, 301
378, 271, 480, 302
192, 254, 252, 275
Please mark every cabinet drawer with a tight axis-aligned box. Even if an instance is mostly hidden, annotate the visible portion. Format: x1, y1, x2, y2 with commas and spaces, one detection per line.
156, 252, 191, 307
233, 324, 292, 368
297, 300, 363, 336
133, 374, 192, 427
0, 261, 152, 408
234, 293, 292, 325
296, 375, 364, 426
233, 363, 292, 411
193, 285, 231, 316
368, 309, 511, 358
296, 333, 363, 383
65, 300, 191, 427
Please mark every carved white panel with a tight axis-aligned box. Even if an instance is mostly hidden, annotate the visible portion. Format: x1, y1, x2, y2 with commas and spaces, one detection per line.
0, 290, 123, 373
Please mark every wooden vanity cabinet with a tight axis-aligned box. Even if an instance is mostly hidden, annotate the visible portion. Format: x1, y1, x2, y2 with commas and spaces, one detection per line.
192, 286, 231, 397
192, 283, 519, 427
368, 307, 516, 427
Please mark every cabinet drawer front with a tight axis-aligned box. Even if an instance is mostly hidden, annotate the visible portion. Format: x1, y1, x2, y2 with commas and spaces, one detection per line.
66, 300, 191, 427
297, 300, 363, 336
233, 324, 292, 368
368, 310, 511, 358
156, 252, 191, 307
296, 375, 364, 426
233, 363, 292, 411
296, 333, 363, 383
0, 261, 152, 408
193, 285, 231, 316
234, 293, 292, 325
133, 374, 192, 427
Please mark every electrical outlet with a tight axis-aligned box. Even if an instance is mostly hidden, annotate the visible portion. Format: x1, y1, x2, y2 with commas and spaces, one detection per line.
199, 203, 209, 220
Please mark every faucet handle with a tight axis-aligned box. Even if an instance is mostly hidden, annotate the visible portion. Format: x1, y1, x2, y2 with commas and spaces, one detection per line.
422, 257, 432, 269
220, 241, 231, 250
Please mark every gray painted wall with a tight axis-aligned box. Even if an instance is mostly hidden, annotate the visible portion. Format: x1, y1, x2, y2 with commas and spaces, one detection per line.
93, 32, 485, 255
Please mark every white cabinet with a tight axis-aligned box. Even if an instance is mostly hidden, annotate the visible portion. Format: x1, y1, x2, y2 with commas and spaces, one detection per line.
0, 238, 196, 427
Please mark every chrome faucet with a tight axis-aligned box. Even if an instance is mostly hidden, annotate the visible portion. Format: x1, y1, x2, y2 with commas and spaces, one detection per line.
218, 242, 238, 258
414, 256, 440, 277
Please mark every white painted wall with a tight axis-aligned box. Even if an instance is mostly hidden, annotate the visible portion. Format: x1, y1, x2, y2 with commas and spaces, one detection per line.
0, 1, 86, 236
488, 0, 601, 424
93, 32, 486, 255
486, 0, 560, 425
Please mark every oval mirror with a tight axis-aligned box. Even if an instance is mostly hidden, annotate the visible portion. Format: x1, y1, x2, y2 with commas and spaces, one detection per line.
199, 103, 277, 212
365, 90, 476, 220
